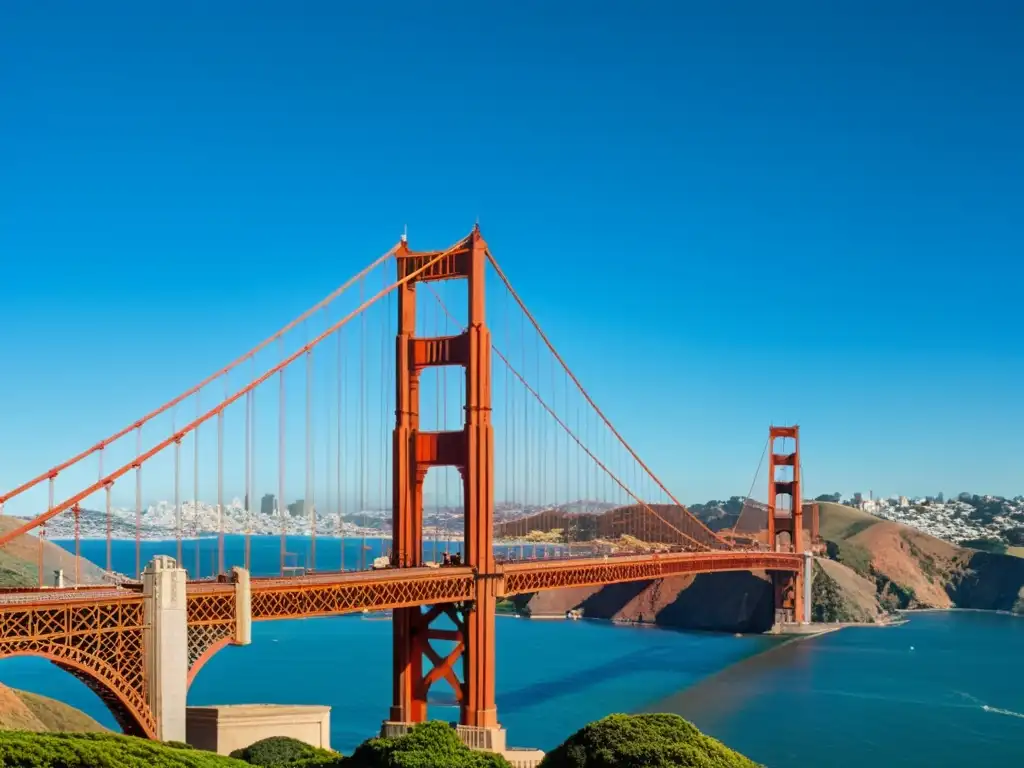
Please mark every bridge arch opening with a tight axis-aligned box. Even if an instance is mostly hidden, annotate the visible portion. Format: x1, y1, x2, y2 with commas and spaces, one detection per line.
774, 530, 793, 553
421, 465, 465, 564
0, 653, 152, 737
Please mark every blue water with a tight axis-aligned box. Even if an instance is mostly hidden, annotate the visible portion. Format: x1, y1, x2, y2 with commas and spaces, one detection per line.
1, 537, 1022, 766
66, 533, 567, 580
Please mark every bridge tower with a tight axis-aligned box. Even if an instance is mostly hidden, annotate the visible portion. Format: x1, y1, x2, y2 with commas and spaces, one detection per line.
388, 226, 501, 741
767, 425, 804, 623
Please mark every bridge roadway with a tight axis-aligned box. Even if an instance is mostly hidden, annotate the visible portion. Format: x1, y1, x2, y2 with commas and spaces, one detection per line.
0, 550, 803, 616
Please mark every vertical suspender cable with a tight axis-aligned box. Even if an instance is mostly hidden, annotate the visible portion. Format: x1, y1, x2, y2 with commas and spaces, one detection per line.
135, 426, 142, 578
41, 477, 53, 587
73, 504, 80, 586
279, 339, 287, 576
193, 392, 200, 578
99, 447, 110, 572
217, 378, 225, 575
359, 277, 367, 570
174, 437, 182, 569
337, 326, 345, 571
172, 407, 181, 566
306, 347, 315, 571
246, 378, 254, 572
379, 273, 389, 560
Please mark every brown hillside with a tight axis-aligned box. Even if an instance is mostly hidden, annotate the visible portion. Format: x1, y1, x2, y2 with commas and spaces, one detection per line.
517, 571, 777, 633
815, 558, 885, 621
817, 502, 1024, 614
0, 682, 106, 732
849, 521, 960, 608
0, 516, 108, 588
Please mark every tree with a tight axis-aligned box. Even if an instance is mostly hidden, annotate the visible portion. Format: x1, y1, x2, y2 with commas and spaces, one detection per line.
0, 731, 250, 768
961, 538, 1007, 555
230, 736, 335, 766
540, 713, 761, 768
346, 721, 511, 768
1004, 527, 1024, 546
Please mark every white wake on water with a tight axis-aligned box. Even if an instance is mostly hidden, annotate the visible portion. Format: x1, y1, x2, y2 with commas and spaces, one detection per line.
955, 691, 1024, 719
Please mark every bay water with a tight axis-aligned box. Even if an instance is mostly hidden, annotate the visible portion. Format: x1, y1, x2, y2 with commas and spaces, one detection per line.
0, 536, 1020, 766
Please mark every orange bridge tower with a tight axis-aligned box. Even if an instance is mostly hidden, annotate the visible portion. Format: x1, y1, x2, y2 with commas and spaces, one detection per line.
766, 425, 807, 624
386, 226, 502, 746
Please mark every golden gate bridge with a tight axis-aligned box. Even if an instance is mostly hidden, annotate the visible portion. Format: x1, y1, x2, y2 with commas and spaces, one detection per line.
0, 227, 809, 750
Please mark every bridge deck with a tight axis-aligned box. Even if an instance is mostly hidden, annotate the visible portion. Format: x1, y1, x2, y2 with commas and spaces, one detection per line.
0, 551, 802, 614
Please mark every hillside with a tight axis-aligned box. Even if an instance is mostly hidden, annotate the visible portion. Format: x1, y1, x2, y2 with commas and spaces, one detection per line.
817, 502, 1024, 613
0, 682, 106, 733
0, 516, 108, 588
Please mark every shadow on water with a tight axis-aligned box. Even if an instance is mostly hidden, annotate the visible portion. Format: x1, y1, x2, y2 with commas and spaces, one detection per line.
643, 633, 816, 723
498, 624, 783, 716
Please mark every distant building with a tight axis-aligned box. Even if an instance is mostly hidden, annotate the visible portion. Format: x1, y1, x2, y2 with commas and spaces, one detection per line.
899, 496, 909, 507
261, 493, 276, 516
288, 499, 305, 517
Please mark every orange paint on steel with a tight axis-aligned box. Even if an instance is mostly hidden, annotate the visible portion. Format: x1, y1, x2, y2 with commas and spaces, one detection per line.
389, 226, 499, 728
0, 242, 463, 547
502, 550, 803, 596
0, 593, 154, 737
0, 248, 397, 508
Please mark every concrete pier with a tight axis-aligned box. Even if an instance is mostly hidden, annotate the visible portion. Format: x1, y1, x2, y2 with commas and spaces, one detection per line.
142, 556, 188, 742
803, 551, 813, 624
187, 704, 330, 755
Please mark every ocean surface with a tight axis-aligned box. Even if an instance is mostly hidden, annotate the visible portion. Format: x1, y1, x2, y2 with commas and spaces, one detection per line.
1, 536, 1021, 766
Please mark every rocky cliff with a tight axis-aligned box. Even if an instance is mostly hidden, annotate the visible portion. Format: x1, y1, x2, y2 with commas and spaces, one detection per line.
510, 502, 1024, 633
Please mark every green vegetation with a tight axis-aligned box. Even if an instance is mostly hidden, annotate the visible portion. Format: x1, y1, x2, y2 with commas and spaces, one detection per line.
0, 559, 37, 588
540, 713, 760, 768
229, 736, 335, 766
834, 540, 873, 578
495, 599, 518, 614
347, 722, 510, 768
816, 502, 879, 542
0, 731, 250, 767
0, 713, 762, 768
961, 538, 1008, 555
876, 576, 916, 611
810, 563, 862, 623
1005, 528, 1024, 546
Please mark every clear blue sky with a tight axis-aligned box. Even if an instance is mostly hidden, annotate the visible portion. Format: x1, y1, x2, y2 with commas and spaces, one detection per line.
1, 1, 1022, 511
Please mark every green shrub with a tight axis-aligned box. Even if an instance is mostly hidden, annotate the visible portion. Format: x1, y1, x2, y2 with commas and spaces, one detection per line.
539, 713, 761, 768
346, 721, 511, 768
0, 730, 249, 767
229, 736, 336, 767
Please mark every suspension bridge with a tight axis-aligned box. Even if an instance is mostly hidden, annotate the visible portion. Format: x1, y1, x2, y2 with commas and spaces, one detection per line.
0, 226, 810, 750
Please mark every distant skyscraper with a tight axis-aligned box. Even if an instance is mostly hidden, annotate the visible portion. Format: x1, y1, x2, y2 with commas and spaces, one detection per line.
288, 499, 305, 517
261, 493, 276, 516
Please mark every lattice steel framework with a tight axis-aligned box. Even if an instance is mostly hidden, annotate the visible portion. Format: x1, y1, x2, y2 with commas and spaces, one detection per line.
186, 586, 237, 685
249, 568, 476, 620
502, 551, 804, 596
0, 594, 154, 737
